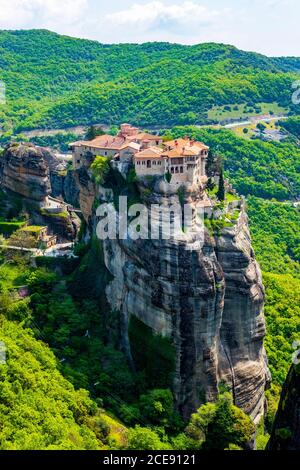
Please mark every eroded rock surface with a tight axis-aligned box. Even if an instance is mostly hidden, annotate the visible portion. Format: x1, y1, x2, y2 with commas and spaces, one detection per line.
0, 143, 51, 202
74, 167, 270, 422
0, 143, 80, 240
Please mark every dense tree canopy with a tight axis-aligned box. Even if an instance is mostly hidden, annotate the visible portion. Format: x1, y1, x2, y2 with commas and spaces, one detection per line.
280, 116, 300, 139
169, 127, 300, 200
0, 30, 299, 448
0, 30, 298, 132
187, 392, 255, 450
0, 317, 104, 450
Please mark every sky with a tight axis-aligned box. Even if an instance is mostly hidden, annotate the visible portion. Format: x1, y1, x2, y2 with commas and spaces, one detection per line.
0, 0, 298, 56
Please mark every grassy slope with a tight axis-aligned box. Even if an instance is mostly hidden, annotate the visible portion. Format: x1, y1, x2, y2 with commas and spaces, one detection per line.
207, 102, 288, 122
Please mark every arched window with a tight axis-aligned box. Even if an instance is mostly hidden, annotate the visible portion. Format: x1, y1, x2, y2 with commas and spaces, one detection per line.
147, 160, 151, 168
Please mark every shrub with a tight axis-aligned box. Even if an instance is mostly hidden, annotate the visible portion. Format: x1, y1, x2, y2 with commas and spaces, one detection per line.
91, 156, 110, 185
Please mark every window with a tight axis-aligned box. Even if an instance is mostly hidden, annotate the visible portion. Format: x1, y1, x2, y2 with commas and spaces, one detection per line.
171, 167, 174, 174
77, 160, 80, 164
147, 160, 151, 168
180, 167, 183, 173
171, 158, 182, 165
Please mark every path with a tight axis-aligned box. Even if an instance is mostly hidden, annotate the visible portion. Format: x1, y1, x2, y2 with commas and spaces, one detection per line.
0, 245, 40, 253
0, 242, 77, 258
223, 115, 288, 129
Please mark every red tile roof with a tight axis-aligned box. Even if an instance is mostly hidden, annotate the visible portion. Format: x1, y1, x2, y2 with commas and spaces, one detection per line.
134, 146, 163, 159
129, 132, 162, 141
164, 137, 209, 152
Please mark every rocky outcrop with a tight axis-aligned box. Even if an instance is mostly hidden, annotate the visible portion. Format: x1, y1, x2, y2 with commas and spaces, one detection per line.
0, 143, 80, 241
268, 365, 300, 450
50, 166, 80, 208
215, 211, 270, 420
0, 143, 51, 203
32, 209, 79, 241
73, 167, 97, 224
74, 166, 270, 422
0, 142, 80, 207
63, 170, 80, 207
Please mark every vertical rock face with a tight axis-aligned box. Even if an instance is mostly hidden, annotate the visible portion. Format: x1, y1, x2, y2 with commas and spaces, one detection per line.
0, 142, 80, 207
215, 212, 270, 421
0, 143, 51, 202
63, 170, 80, 208
268, 365, 300, 450
103, 199, 269, 421
75, 168, 270, 422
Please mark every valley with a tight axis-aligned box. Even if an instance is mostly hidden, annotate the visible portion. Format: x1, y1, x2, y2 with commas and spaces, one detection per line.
0, 29, 299, 452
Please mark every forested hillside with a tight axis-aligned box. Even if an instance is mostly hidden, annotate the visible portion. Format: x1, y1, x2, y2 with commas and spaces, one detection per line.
168, 127, 300, 200
0, 29, 299, 450
0, 29, 299, 131
0, 318, 105, 450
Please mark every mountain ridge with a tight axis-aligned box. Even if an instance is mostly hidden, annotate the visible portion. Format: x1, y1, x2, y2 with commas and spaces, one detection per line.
0, 29, 299, 131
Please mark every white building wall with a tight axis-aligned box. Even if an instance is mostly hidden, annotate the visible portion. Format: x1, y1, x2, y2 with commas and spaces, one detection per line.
135, 152, 208, 184
135, 160, 165, 176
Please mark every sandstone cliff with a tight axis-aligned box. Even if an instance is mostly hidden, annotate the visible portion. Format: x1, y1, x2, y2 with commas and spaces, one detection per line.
72, 164, 270, 422
0, 143, 79, 240
0, 143, 51, 202
268, 364, 300, 449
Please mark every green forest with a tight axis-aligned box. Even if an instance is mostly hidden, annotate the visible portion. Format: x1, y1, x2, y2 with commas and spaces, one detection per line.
0, 242, 257, 450
0, 29, 299, 132
0, 29, 299, 451
1, 128, 299, 448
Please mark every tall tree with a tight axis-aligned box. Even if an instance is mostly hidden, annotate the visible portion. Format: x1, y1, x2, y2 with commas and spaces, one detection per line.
85, 125, 105, 141
187, 392, 255, 450
206, 149, 215, 177
217, 168, 225, 201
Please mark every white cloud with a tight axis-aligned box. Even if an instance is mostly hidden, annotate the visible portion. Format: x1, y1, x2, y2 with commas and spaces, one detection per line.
0, 0, 87, 29
105, 1, 223, 33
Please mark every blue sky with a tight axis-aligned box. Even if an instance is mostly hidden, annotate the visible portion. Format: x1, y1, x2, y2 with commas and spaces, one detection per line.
0, 0, 298, 56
